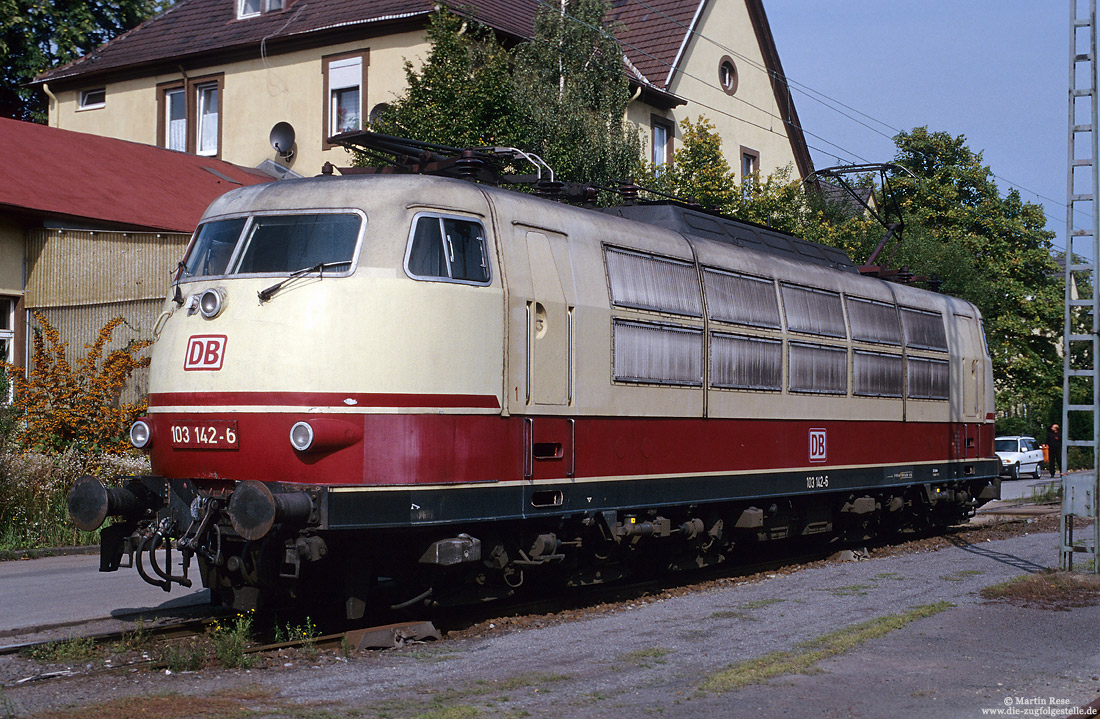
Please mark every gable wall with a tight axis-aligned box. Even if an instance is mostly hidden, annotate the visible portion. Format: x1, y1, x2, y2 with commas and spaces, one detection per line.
641, 0, 799, 179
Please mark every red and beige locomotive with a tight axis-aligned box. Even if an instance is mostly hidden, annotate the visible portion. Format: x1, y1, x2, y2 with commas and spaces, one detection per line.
70, 163, 999, 617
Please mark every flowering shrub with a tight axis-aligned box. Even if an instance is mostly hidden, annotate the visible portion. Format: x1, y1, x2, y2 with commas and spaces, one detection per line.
2, 312, 151, 453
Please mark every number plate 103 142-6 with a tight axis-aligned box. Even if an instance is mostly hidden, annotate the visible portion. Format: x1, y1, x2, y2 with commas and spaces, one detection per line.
169, 421, 238, 449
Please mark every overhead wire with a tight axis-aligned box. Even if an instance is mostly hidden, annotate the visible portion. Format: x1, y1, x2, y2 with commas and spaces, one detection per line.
613, 0, 1075, 242
525, 0, 1070, 252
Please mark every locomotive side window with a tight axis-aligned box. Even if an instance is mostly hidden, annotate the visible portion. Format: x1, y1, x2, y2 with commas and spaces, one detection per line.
702, 268, 781, 328
900, 307, 948, 352
405, 215, 490, 285
604, 247, 702, 317
710, 333, 781, 390
612, 319, 703, 386
848, 297, 902, 345
853, 350, 903, 398
234, 213, 360, 274
182, 217, 247, 278
781, 284, 846, 338
907, 356, 949, 400
788, 342, 847, 395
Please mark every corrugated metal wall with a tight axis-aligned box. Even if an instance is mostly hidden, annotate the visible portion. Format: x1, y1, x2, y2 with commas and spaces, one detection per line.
24, 229, 190, 404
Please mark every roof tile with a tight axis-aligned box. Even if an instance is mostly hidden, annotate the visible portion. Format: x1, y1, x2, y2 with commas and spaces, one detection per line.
36, 0, 698, 90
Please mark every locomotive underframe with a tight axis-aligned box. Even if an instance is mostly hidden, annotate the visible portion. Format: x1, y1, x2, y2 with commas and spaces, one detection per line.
94, 459, 999, 617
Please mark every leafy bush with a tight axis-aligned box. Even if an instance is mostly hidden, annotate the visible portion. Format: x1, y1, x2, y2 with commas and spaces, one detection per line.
2, 311, 150, 453
0, 449, 150, 550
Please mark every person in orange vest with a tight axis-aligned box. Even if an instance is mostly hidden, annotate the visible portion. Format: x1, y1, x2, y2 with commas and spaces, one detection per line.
1046, 423, 1062, 478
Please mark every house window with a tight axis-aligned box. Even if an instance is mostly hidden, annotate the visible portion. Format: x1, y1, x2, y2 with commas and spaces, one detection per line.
197, 84, 219, 156
324, 52, 368, 140
238, 0, 282, 17
719, 56, 738, 95
741, 147, 759, 192
0, 297, 13, 401
652, 116, 674, 167
78, 88, 106, 110
158, 75, 223, 157
165, 88, 186, 151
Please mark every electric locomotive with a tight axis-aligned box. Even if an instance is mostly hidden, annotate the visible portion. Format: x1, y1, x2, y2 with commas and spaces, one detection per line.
69, 170, 999, 617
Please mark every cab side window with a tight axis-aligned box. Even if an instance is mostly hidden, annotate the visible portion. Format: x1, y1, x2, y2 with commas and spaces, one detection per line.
405, 215, 490, 284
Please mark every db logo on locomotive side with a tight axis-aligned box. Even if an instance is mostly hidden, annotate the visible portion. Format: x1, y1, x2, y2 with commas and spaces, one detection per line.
809, 428, 827, 463
184, 335, 227, 371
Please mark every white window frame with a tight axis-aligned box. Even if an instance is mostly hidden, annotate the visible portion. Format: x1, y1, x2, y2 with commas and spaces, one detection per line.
0, 297, 14, 403
328, 56, 363, 137
196, 83, 219, 156
165, 87, 187, 152
238, 0, 261, 18
78, 88, 106, 110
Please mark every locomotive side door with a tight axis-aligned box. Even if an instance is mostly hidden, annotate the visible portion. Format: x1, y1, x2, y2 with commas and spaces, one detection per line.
522, 229, 575, 407
519, 228, 577, 491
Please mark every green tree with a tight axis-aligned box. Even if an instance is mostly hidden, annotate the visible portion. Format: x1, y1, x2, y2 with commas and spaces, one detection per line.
512, 0, 640, 186
371, 10, 523, 149
0, 0, 165, 122
641, 116, 738, 212
884, 128, 1062, 415
372, 2, 640, 190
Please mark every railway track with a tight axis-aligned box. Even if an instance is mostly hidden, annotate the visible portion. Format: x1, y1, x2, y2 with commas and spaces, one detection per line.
2, 512, 1048, 689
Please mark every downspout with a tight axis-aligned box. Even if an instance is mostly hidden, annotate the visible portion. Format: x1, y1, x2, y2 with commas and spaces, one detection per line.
41, 83, 58, 128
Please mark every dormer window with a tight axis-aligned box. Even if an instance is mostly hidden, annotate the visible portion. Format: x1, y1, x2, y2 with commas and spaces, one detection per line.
237, 0, 282, 19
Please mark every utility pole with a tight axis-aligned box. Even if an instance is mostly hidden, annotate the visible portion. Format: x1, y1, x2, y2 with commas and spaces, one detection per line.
1061, 0, 1100, 572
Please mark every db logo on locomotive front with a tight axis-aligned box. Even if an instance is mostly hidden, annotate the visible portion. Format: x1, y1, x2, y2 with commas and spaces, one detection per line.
184, 335, 227, 371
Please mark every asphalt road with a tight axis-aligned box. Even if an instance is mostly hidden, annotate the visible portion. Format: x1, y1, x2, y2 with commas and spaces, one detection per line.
0, 552, 208, 637
1000, 473, 1069, 502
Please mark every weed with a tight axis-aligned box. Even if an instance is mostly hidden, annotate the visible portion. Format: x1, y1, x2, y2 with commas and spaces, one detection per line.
981, 569, 1100, 609
162, 639, 206, 672
871, 572, 906, 581
941, 569, 983, 582
24, 634, 96, 663
118, 618, 151, 652
699, 601, 953, 693
211, 612, 255, 669
740, 598, 784, 610
617, 647, 670, 668
1030, 482, 1062, 504
0, 685, 15, 719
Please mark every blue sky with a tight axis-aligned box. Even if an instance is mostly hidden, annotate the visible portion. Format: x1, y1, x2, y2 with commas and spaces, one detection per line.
764, 2, 1068, 251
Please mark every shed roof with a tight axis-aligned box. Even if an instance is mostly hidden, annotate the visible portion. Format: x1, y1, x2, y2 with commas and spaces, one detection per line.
0, 118, 271, 232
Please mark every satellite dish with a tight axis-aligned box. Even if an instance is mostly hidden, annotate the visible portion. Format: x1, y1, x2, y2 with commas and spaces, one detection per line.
269, 122, 296, 160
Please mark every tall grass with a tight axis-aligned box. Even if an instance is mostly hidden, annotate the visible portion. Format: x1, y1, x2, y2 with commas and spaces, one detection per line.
0, 447, 150, 551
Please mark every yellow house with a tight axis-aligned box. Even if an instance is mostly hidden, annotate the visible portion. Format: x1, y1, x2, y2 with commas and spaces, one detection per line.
33, 0, 812, 185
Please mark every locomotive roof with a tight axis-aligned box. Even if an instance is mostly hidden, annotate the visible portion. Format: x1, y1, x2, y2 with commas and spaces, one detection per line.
200, 173, 980, 320
596, 203, 857, 273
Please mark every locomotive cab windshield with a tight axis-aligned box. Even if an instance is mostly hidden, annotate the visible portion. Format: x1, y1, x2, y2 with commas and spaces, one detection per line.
181, 211, 363, 280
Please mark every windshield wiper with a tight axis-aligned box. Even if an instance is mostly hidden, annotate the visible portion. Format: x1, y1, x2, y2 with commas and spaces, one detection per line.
257, 261, 349, 303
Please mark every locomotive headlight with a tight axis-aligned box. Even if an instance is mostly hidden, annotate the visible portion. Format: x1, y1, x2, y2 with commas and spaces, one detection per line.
129, 419, 152, 449
198, 288, 224, 319
290, 421, 315, 452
